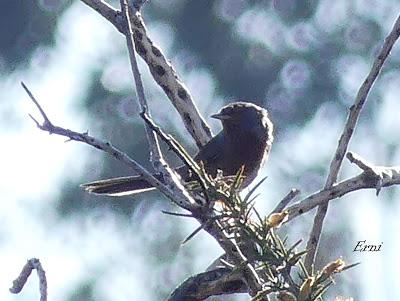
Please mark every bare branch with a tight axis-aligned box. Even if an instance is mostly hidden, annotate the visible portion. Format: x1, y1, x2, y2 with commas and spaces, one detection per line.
80, 0, 124, 32
347, 151, 394, 196
80, 0, 212, 147
120, 0, 196, 207
120, 0, 161, 163
286, 158, 400, 223
305, 14, 400, 271
10, 258, 47, 301
24, 80, 264, 298
23, 82, 196, 210
346, 151, 375, 172
271, 188, 300, 214
325, 16, 400, 189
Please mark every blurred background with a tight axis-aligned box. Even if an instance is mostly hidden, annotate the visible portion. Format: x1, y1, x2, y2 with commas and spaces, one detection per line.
1, 0, 400, 300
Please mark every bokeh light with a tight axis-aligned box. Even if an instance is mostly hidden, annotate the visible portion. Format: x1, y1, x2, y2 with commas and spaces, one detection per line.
235, 8, 287, 54
286, 21, 319, 52
265, 82, 297, 119
272, 0, 297, 18
344, 18, 381, 52
117, 96, 139, 122
335, 54, 369, 102
30, 46, 53, 70
172, 49, 200, 75
314, 0, 351, 33
214, 0, 248, 23
101, 57, 132, 93
280, 59, 312, 90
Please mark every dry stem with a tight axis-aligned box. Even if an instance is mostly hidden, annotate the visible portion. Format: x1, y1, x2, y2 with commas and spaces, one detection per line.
10, 258, 47, 301
305, 14, 400, 271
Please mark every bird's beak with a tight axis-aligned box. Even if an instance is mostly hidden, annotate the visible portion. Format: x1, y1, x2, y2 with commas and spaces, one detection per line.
211, 113, 231, 120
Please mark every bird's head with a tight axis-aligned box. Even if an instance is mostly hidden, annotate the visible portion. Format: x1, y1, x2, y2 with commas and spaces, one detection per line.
211, 102, 273, 138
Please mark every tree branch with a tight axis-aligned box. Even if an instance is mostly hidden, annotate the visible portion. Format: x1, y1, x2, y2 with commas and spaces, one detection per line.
120, 0, 161, 162
117, 0, 197, 207
305, 13, 400, 271
286, 152, 400, 223
270, 188, 300, 214
81, 0, 124, 31
22, 82, 196, 211
25, 76, 264, 296
10, 258, 47, 301
80, 0, 212, 147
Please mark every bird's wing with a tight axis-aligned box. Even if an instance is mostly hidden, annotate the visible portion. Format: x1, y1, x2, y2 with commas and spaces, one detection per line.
194, 132, 225, 173
174, 132, 224, 182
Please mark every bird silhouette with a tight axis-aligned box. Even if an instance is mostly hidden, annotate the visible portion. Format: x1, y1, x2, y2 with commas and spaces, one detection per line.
82, 102, 274, 196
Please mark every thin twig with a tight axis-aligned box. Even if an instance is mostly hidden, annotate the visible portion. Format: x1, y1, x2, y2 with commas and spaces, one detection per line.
80, 0, 124, 32
305, 14, 400, 271
120, 0, 161, 163
140, 110, 209, 192
161, 210, 194, 218
23, 82, 195, 210
140, 110, 221, 207
80, 0, 212, 147
120, 0, 196, 206
347, 151, 376, 172
286, 160, 400, 223
347, 151, 392, 196
271, 188, 300, 214
10, 258, 47, 301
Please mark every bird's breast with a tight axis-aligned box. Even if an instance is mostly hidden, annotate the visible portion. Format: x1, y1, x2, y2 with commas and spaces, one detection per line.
224, 131, 270, 180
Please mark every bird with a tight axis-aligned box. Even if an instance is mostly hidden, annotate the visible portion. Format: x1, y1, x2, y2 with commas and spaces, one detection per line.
82, 102, 274, 196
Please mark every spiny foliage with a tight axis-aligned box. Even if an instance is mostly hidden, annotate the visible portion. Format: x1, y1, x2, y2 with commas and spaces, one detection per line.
146, 114, 357, 300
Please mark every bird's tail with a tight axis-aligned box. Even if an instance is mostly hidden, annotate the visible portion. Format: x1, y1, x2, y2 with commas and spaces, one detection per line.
81, 175, 161, 196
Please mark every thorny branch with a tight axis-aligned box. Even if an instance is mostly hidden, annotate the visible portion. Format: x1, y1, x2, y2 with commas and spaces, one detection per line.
23, 79, 399, 298
22, 82, 265, 297
305, 13, 400, 272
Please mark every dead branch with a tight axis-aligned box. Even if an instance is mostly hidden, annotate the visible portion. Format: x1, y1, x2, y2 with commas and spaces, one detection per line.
286, 152, 400, 223
22, 82, 196, 211
120, 0, 161, 161
305, 13, 400, 271
271, 188, 300, 215
10, 258, 47, 301
119, 0, 197, 207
